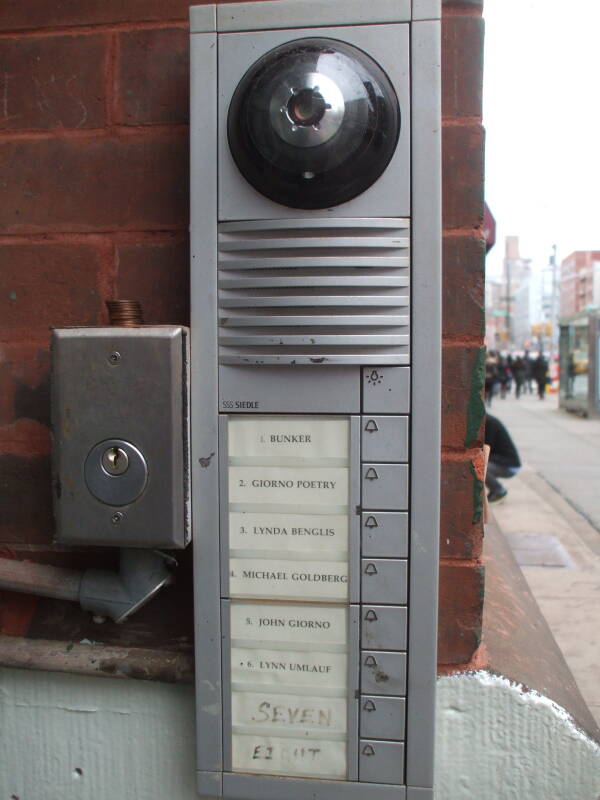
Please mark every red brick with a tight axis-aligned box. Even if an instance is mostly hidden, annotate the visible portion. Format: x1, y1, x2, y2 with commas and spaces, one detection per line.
442, 123, 484, 230
116, 238, 189, 324
0, 419, 50, 457
0, 133, 189, 233
0, 591, 37, 636
442, 16, 483, 118
0, 454, 53, 545
0, 1, 206, 30
116, 28, 189, 126
442, 344, 485, 449
443, 0, 483, 10
0, 243, 103, 339
440, 457, 483, 559
438, 562, 485, 664
0, 34, 106, 132
0, 344, 51, 427
442, 234, 485, 339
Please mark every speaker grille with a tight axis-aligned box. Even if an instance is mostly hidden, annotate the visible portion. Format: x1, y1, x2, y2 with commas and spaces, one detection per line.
218, 218, 410, 366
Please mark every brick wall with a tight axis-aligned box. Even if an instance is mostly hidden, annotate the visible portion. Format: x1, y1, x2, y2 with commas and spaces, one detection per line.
440, 0, 486, 666
0, 1, 486, 668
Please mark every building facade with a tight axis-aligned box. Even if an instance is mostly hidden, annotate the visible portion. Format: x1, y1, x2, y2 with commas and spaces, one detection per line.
560, 251, 600, 317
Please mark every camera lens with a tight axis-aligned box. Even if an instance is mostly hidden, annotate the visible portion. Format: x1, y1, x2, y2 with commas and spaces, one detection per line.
227, 38, 400, 209
287, 88, 327, 127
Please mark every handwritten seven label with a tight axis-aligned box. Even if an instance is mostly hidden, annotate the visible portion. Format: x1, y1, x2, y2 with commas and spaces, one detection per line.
232, 691, 346, 735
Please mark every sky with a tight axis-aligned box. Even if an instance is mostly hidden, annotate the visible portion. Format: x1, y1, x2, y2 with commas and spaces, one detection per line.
483, 0, 600, 278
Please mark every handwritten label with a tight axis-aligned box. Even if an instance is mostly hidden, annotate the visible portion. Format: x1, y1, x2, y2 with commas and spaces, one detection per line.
229, 466, 348, 507
230, 601, 347, 647
228, 416, 349, 461
232, 734, 347, 779
232, 647, 346, 689
232, 691, 346, 735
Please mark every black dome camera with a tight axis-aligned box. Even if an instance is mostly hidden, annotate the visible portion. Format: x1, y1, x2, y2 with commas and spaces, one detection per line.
227, 38, 401, 209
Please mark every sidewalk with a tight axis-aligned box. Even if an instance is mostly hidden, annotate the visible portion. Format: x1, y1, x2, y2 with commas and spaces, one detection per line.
488, 390, 600, 530
488, 392, 600, 726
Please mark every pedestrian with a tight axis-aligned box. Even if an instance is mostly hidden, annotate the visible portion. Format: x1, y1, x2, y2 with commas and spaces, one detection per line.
512, 356, 525, 398
533, 354, 549, 400
497, 357, 511, 399
523, 350, 534, 394
485, 413, 521, 502
485, 357, 498, 406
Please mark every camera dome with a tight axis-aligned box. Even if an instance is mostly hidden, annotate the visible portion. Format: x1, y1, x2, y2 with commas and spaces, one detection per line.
227, 38, 401, 209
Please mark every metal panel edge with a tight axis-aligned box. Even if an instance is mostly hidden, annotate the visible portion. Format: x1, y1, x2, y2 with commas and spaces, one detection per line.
406, 788, 434, 799
349, 416, 361, 605
406, 19, 441, 792
219, 417, 230, 598
190, 29, 222, 775
223, 773, 406, 800
190, 4, 217, 33
411, 0, 441, 21
197, 770, 223, 799
348, 603, 361, 781
221, 599, 233, 772
216, 0, 411, 32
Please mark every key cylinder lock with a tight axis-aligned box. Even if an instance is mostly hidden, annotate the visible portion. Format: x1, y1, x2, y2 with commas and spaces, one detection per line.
84, 438, 148, 507
102, 446, 129, 475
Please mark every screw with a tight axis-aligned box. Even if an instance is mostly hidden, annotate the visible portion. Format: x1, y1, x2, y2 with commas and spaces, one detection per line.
111, 512, 124, 524
108, 351, 121, 364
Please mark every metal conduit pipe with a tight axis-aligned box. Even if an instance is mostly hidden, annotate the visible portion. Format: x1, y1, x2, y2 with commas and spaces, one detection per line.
0, 558, 82, 602
0, 549, 175, 623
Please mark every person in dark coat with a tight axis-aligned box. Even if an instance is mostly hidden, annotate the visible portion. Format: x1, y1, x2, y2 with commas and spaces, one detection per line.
512, 356, 526, 399
523, 350, 534, 394
485, 413, 521, 502
532, 355, 549, 400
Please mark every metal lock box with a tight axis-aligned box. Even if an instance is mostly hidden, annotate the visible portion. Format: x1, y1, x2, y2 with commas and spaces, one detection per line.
51, 327, 190, 549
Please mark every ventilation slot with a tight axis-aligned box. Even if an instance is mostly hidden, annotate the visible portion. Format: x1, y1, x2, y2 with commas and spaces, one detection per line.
218, 218, 410, 366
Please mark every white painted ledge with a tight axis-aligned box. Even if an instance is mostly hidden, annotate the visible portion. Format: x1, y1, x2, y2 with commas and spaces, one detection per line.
435, 671, 600, 800
1, 666, 599, 799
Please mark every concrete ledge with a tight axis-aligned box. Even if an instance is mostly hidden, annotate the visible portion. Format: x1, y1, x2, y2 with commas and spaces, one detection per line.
434, 519, 600, 798
482, 518, 599, 740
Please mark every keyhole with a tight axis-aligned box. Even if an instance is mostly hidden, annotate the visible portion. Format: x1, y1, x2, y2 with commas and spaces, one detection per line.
102, 446, 129, 475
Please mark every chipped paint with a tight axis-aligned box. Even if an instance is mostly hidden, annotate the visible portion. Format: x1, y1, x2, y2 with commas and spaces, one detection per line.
464, 345, 486, 447
436, 672, 600, 799
470, 460, 484, 524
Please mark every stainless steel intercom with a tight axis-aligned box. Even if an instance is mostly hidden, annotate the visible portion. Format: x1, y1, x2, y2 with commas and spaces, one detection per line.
190, 2, 440, 798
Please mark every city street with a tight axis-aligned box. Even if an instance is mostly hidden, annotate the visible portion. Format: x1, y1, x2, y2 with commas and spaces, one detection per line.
488, 390, 600, 725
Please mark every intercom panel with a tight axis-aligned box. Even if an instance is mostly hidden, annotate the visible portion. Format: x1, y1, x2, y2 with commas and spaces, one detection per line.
190, 2, 441, 798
